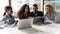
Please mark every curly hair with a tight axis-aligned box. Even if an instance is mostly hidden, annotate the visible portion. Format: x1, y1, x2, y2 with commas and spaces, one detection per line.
45, 4, 54, 13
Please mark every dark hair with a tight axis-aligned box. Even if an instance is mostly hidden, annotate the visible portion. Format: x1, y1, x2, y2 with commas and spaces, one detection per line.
3, 6, 13, 16
33, 4, 38, 7
17, 4, 30, 16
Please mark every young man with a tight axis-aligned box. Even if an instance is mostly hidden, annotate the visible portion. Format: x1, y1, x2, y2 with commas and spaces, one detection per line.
30, 4, 43, 17
30, 4, 44, 24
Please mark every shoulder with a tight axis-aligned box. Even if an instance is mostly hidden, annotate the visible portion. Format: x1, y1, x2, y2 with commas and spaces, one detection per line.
30, 12, 34, 14
0, 15, 7, 21
45, 13, 49, 17
30, 12, 33, 13
38, 11, 43, 13
3, 15, 7, 18
51, 11, 57, 16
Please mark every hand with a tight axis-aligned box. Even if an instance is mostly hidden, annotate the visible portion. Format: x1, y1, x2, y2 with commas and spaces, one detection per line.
28, 17, 31, 19
12, 21, 18, 27
5, 19, 10, 23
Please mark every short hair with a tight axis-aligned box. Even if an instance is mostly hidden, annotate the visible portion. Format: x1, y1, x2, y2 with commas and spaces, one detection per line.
33, 4, 38, 7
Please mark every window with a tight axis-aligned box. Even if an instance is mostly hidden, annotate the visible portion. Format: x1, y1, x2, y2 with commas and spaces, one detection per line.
44, 0, 60, 14
0, 0, 9, 17
11, 0, 43, 17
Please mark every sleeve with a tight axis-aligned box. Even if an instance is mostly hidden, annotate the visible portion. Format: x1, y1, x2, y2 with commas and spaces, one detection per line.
0, 16, 7, 25
12, 16, 15, 22
29, 12, 32, 16
39, 11, 44, 17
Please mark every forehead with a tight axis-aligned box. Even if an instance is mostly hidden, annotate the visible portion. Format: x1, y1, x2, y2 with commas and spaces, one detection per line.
7, 9, 12, 11
45, 6, 50, 8
25, 6, 28, 8
45, 6, 49, 7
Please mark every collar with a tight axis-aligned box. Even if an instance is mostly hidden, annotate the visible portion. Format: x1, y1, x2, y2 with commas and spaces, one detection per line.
6, 13, 12, 18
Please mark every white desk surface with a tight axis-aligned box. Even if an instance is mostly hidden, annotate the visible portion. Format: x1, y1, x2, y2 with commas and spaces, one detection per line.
0, 23, 60, 34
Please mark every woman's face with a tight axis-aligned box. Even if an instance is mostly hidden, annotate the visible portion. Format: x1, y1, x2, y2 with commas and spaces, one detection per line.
45, 6, 50, 13
7, 9, 12, 15
25, 6, 29, 13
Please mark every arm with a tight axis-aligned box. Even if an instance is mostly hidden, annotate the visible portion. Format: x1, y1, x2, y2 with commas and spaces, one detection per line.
12, 16, 18, 27
0, 16, 7, 25
0, 15, 11, 25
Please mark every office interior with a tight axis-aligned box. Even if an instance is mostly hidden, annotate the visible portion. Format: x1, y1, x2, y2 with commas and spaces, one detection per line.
0, 0, 60, 34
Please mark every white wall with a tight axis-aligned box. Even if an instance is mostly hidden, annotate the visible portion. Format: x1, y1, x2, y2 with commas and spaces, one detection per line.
0, 0, 9, 17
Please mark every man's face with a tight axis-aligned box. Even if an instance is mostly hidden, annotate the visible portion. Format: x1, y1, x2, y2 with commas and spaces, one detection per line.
33, 6, 38, 12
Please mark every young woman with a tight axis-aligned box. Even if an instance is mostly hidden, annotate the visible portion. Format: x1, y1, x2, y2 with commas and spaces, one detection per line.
0, 6, 15, 27
17, 4, 31, 19
44, 4, 57, 23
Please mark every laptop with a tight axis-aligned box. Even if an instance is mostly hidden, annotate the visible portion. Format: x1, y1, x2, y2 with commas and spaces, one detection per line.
55, 14, 60, 23
33, 17, 44, 24
17, 18, 33, 29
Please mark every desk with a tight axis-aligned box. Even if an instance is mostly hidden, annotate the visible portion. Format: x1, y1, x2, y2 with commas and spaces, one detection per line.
0, 23, 60, 34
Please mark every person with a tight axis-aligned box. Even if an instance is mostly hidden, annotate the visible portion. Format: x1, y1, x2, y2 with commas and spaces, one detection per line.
30, 4, 43, 17
17, 4, 31, 19
0, 6, 15, 27
30, 4, 44, 24
44, 4, 57, 23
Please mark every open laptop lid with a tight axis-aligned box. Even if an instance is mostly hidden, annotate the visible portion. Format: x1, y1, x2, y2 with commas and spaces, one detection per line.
17, 18, 33, 29
33, 17, 44, 24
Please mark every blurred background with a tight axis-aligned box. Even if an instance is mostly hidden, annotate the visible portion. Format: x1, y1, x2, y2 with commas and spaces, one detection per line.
44, 0, 60, 14
0, 0, 60, 17
0, 0, 43, 18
